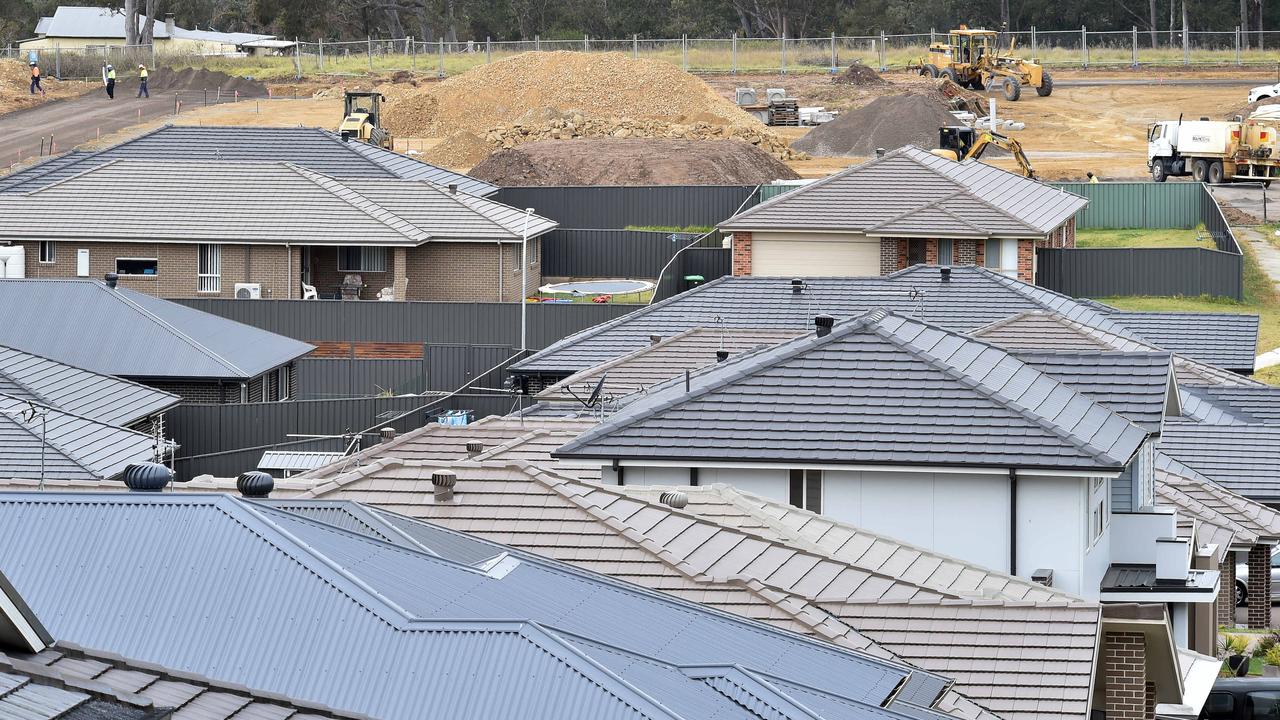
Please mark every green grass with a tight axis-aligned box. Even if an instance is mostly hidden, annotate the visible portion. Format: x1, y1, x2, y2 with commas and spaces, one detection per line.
1075, 227, 1215, 249
623, 225, 715, 234
1099, 231, 1280, 379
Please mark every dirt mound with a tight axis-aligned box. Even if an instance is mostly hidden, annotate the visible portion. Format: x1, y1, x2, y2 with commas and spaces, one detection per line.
793, 94, 958, 157
833, 62, 888, 87
147, 67, 267, 96
421, 131, 491, 169
0, 60, 93, 114
1226, 99, 1280, 119
469, 138, 801, 186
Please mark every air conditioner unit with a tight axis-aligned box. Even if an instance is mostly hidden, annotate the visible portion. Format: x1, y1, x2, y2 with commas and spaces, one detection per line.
234, 283, 262, 299
765, 88, 787, 104
735, 87, 758, 106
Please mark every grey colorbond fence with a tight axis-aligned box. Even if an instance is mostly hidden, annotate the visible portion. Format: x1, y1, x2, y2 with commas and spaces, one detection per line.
175, 299, 636, 349
170, 392, 521, 479
654, 247, 733, 302
542, 229, 723, 279
1036, 182, 1243, 299
494, 185, 759, 230
295, 357, 427, 399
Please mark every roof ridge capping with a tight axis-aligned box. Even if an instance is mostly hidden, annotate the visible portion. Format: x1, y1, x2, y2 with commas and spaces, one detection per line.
285, 163, 431, 243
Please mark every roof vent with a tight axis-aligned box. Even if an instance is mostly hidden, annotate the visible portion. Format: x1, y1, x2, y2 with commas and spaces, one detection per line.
236, 471, 274, 499
791, 278, 804, 294
1030, 568, 1054, 587
715, 349, 730, 362
448, 183, 458, 194
104, 272, 118, 289
875, 147, 886, 157
659, 491, 689, 509
814, 314, 835, 338
649, 334, 662, 345
379, 427, 396, 443
122, 462, 172, 492
940, 266, 952, 283
465, 441, 484, 457
432, 470, 458, 501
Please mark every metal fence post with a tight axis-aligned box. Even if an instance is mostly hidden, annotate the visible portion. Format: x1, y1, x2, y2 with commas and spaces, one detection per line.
682, 34, 688, 70
1031, 25, 1037, 56
367, 36, 373, 71
584, 34, 589, 51
406, 36, 411, 55
54, 45, 60, 80
1237, 26, 1242, 65
318, 38, 324, 71
486, 36, 492, 63
535, 35, 540, 51
731, 33, 737, 74
411, 38, 416, 70
150, 42, 155, 69
1081, 25, 1088, 67
1183, 23, 1190, 64
780, 34, 786, 74
294, 37, 302, 80
632, 34, 637, 59
830, 32, 837, 73
930, 28, 936, 44
879, 31, 887, 71
437, 38, 444, 78
1132, 26, 1138, 66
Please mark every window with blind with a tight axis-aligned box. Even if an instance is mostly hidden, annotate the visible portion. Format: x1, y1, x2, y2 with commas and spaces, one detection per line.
338, 246, 387, 272
197, 244, 221, 293
937, 239, 954, 266
788, 469, 823, 514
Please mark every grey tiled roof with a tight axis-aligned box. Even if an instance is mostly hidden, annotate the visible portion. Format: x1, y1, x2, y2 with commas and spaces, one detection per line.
557, 309, 1150, 471
0, 125, 496, 196
0, 279, 312, 380
0, 492, 949, 720
513, 267, 1256, 378
720, 146, 1086, 237
0, 395, 158, 481
1157, 452, 1280, 549
1009, 350, 1173, 433
1104, 312, 1260, 371
0, 346, 178, 427
288, 461, 1096, 720
1180, 386, 1280, 425
0, 160, 549, 245
0, 642, 368, 719
1158, 421, 1280, 502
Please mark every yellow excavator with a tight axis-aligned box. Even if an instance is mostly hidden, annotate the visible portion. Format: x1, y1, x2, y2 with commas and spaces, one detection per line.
933, 125, 1035, 178
338, 91, 393, 149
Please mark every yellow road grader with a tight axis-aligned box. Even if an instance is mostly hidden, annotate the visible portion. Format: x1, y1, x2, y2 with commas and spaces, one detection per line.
913, 27, 1052, 101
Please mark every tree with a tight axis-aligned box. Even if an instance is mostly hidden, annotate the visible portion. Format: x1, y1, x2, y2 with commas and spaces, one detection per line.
1242, 0, 1249, 48
140, 0, 158, 44
124, 0, 139, 44
1149, 0, 1158, 44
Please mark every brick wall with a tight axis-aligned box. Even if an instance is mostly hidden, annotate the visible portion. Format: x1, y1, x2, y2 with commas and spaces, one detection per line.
1103, 631, 1148, 720
896, 239, 909, 271
975, 239, 986, 267
731, 232, 752, 276
1144, 681, 1155, 720
405, 240, 540, 302
1219, 551, 1237, 629
145, 380, 239, 404
924, 239, 938, 265
1249, 544, 1271, 629
879, 238, 980, 275
1017, 239, 1035, 284
1037, 218, 1078, 250
879, 240, 898, 275
955, 239, 977, 265
18, 241, 296, 299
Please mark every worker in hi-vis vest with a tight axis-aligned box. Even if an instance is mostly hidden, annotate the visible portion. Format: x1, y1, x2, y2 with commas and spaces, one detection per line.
29, 62, 43, 96
102, 63, 115, 99
137, 64, 149, 98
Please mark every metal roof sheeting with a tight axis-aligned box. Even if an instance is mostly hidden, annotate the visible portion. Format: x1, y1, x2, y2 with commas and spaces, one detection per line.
0, 279, 312, 380
557, 309, 1149, 470
0, 492, 942, 720
38, 6, 173, 38
258, 450, 345, 472
0, 394, 157, 481
0, 345, 178, 427
720, 147, 1086, 237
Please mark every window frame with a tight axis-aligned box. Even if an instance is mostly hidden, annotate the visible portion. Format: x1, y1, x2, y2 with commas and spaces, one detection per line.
38, 241, 55, 264
277, 366, 291, 401
115, 257, 158, 276
937, 239, 954, 266
788, 469, 823, 514
338, 246, 388, 273
197, 243, 221, 294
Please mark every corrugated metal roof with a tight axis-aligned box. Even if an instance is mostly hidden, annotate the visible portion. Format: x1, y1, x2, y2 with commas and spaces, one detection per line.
0, 345, 178, 427
258, 450, 344, 472
0, 394, 157, 481
39, 6, 173, 38
512, 267, 1257, 379
720, 147, 1086, 237
1158, 421, 1280, 502
0, 126, 496, 197
556, 309, 1149, 471
0, 492, 935, 720
0, 279, 312, 380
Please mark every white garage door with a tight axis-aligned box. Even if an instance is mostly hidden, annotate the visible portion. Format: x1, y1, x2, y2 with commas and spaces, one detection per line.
751, 236, 880, 277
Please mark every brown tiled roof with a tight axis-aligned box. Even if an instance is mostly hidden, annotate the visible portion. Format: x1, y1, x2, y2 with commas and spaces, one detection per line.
0, 641, 368, 719
285, 460, 1099, 720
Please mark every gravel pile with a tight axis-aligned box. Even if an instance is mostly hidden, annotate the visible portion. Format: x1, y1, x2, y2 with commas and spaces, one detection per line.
148, 67, 267, 96
469, 138, 801, 186
793, 94, 958, 157
833, 62, 888, 86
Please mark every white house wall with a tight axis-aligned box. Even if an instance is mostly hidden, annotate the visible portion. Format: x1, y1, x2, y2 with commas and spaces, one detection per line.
1017, 476, 1090, 596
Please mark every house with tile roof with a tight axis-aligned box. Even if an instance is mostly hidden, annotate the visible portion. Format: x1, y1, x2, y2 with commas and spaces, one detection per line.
0, 159, 552, 302
718, 146, 1087, 283
0, 490, 972, 720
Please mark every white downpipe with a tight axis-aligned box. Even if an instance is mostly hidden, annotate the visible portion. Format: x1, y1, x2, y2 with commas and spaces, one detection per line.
0, 246, 26, 278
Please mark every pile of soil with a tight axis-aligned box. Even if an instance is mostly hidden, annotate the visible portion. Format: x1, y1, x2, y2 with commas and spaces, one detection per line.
469, 138, 801, 186
833, 62, 888, 87
793, 94, 958, 157
0, 60, 93, 114
1225, 99, 1280, 119
147, 67, 267, 97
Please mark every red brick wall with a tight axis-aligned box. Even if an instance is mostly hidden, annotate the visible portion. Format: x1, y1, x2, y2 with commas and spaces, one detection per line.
896, 239, 909, 271
955, 239, 977, 265
1103, 631, 1148, 720
405, 240, 541, 302
1017, 239, 1035, 284
879, 239, 898, 275
975, 239, 986, 267
731, 232, 753, 276
924, 239, 938, 264
1219, 551, 1237, 629
1249, 544, 1271, 629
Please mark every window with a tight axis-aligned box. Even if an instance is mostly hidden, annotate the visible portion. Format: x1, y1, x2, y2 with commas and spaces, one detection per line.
1247, 692, 1280, 720
937, 239, 953, 266
197, 244, 221, 293
338, 246, 387, 272
38, 241, 54, 264
984, 238, 1018, 278
1203, 693, 1234, 720
277, 366, 291, 401
116, 258, 157, 276
789, 469, 822, 514
1088, 477, 1107, 547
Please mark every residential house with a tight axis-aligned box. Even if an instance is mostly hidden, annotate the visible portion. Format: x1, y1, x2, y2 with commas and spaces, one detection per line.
0, 160, 555, 302
20, 6, 274, 53
718, 146, 1086, 283
0, 490, 973, 720
285, 459, 1214, 720
0, 124, 497, 197
509, 267, 1258, 390
0, 277, 313, 403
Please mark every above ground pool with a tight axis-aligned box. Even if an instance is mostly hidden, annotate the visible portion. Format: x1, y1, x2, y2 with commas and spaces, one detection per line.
539, 279, 654, 295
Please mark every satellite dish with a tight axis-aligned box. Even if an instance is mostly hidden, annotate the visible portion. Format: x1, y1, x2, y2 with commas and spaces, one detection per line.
586, 373, 608, 408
